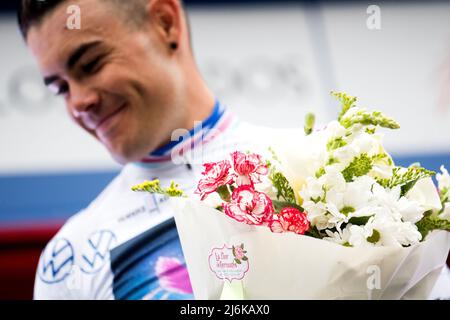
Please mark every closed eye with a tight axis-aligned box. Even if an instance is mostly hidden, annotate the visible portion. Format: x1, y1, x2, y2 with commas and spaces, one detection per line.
49, 82, 69, 96
82, 55, 103, 74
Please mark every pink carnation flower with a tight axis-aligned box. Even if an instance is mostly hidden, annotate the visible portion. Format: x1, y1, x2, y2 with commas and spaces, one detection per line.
269, 207, 310, 235
231, 151, 268, 186
224, 185, 274, 225
195, 160, 235, 200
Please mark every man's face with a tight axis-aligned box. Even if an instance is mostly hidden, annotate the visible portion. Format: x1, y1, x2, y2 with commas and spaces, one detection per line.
27, 0, 186, 164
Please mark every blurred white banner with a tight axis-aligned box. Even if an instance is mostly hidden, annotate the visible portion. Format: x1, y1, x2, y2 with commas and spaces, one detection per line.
0, 3, 449, 175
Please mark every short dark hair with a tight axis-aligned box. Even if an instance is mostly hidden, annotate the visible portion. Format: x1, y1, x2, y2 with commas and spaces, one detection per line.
18, 0, 150, 40
18, 0, 66, 39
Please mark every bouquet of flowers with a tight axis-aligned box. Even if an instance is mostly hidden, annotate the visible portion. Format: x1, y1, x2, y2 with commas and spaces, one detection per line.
133, 92, 450, 299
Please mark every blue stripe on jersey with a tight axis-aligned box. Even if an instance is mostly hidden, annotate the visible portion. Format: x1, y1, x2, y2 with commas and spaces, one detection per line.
110, 218, 194, 300
149, 99, 223, 157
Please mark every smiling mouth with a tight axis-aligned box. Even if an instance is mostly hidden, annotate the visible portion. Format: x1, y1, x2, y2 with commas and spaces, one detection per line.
95, 104, 127, 136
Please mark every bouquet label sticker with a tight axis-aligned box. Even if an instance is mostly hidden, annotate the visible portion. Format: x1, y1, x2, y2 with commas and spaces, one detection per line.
208, 243, 249, 282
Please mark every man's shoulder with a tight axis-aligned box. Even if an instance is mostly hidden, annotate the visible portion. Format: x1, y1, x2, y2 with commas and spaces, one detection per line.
50, 166, 143, 236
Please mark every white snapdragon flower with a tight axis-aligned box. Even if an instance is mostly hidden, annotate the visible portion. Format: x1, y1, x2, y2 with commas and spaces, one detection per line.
436, 165, 450, 191
299, 166, 346, 204
370, 162, 393, 181
348, 131, 382, 156
300, 166, 349, 229
331, 145, 358, 170
299, 177, 325, 202
200, 191, 223, 209
406, 177, 442, 212
324, 120, 347, 139
322, 166, 347, 192
254, 175, 278, 199
341, 106, 361, 119
271, 129, 329, 202
435, 166, 450, 221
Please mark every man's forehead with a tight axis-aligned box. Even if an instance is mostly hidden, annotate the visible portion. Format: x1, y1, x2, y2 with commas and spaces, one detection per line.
27, 0, 117, 69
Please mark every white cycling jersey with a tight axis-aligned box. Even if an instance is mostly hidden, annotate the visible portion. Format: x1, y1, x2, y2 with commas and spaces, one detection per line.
34, 101, 273, 300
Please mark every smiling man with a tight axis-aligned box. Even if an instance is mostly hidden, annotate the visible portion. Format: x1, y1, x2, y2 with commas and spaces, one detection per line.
19, 0, 271, 300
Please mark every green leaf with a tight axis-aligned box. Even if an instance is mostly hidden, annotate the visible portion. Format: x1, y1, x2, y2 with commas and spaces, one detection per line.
400, 180, 418, 197
269, 170, 296, 203
272, 200, 304, 213
348, 215, 372, 226
217, 184, 231, 202
416, 216, 450, 239
234, 259, 241, 264
305, 225, 324, 239
377, 166, 435, 196
241, 256, 248, 261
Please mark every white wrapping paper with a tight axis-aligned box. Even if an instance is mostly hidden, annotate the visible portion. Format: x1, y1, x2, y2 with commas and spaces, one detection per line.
173, 198, 450, 300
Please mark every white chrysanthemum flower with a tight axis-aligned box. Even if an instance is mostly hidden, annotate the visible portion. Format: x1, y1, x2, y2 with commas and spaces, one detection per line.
348, 224, 373, 247
371, 183, 414, 222
325, 202, 347, 229
324, 226, 351, 245
436, 165, 450, 191
369, 180, 427, 224
342, 176, 376, 212
395, 196, 424, 223
369, 213, 422, 247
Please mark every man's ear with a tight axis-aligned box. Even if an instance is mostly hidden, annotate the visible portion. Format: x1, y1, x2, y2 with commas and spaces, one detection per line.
146, 0, 181, 49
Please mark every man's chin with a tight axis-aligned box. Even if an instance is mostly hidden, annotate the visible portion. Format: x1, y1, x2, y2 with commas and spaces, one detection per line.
107, 144, 149, 165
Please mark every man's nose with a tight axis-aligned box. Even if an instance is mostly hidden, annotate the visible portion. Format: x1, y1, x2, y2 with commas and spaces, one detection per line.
68, 82, 100, 117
